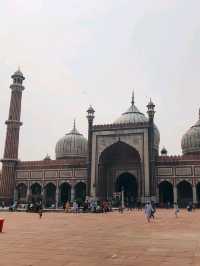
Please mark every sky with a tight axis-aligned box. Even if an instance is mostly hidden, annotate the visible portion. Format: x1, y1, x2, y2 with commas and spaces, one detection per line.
0, 0, 200, 161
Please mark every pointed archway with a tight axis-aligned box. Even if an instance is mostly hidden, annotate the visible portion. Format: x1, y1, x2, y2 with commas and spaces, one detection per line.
159, 181, 173, 207
31, 183, 42, 203
177, 181, 193, 207
17, 183, 27, 203
98, 141, 141, 200
59, 183, 71, 206
75, 182, 86, 205
44, 183, 56, 208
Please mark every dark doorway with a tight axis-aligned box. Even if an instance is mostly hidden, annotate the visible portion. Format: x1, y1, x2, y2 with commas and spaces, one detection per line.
60, 183, 71, 206
159, 181, 173, 207
75, 182, 86, 205
44, 183, 56, 208
177, 181, 193, 208
116, 172, 137, 207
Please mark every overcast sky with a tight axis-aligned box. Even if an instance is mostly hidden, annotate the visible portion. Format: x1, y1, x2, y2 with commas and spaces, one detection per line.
0, 0, 200, 161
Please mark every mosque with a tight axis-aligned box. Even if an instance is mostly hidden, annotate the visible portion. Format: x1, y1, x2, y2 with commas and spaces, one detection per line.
0, 70, 200, 208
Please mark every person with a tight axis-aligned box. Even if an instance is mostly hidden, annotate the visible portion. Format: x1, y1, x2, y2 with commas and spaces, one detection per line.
187, 203, 192, 212
65, 201, 70, 213
174, 203, 179, 218
150, 201, 156, 219
38, 206, 43, 219
144, 202, 153, 222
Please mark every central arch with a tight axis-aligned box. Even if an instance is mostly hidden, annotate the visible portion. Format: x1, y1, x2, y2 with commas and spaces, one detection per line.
116, 172, 137, 207
97, 141, 141, 200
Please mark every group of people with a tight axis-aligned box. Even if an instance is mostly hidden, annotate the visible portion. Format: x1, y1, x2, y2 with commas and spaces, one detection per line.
63, 200, 112, 213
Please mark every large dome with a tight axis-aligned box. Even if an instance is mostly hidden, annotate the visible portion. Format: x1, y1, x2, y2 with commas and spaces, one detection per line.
181, 109, 200, 155
113, 94, 160, 150
55, 122, 88, 159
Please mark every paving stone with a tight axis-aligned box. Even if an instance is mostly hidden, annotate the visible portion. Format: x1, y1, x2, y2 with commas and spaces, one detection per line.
0, 210, 200, 265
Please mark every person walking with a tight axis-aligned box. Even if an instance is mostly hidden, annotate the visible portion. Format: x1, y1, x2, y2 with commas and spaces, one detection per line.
144, 202, 153, 222
174, 202, 179, 218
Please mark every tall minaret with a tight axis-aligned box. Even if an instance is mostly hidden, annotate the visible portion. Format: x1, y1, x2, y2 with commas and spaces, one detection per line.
147, 98, 156, 199
86, 105, 95, 196
0, 69, 25, 204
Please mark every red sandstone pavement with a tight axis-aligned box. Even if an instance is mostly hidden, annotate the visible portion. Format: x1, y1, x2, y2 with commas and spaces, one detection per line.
0, 210, 200, 266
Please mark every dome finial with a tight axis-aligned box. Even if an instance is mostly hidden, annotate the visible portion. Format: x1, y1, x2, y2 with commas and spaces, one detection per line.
131, 90, 134, 105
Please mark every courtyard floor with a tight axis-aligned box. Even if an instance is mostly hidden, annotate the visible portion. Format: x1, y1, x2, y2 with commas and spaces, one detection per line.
0, 209, 200, 266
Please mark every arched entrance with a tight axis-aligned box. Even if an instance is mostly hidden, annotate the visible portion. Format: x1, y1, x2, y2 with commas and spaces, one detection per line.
159, 181, 173, 207
44, 183, 56, 208
17, 183, 27, 203
31, 183, 42, 203
98, 141, 141, 200
75, 182, 86, 205
60, 183, 71, 206
177, 181, 193, 207
116, 173, 137, 207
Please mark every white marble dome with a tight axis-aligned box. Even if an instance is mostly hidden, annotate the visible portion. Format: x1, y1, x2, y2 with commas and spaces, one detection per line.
181, 110, 200, 155
113, 94, 160, 150
55, 122, 88, 159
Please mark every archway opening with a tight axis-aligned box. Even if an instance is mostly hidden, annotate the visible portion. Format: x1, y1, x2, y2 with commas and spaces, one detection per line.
60, 183, 71, 206
98, 141, 141, 200
31, 183, 42, 203
44, 183, 56, 208
17, 183, 27, 203
177, 181, 193, 208
116, 172, 137, 207
75, 182, 86, 205
159, 181, 173, 207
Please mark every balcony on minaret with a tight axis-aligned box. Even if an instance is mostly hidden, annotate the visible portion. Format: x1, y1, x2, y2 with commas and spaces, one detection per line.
10, 68, 25, 92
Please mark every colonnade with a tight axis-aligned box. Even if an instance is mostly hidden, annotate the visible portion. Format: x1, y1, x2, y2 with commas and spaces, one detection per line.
15, 181, 86, 208
159, 180, 200, 207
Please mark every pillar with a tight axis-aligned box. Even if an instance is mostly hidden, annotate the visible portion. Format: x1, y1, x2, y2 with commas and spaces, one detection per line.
13, 187, 18, 202
193, 185, 197, 204
41, 186, 44, 207
71, 186, 75, 202
26, 184, 30, 203
173, 185, 177, 204
56, 186, 59, 208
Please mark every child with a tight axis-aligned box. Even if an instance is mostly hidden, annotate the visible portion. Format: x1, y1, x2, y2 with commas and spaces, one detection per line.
174, 203, 179, 218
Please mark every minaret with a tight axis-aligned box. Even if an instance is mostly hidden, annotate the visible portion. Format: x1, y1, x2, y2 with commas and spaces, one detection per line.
147, 98, 156, 199
86, 105, 95, 196
0, 69, 25, 204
